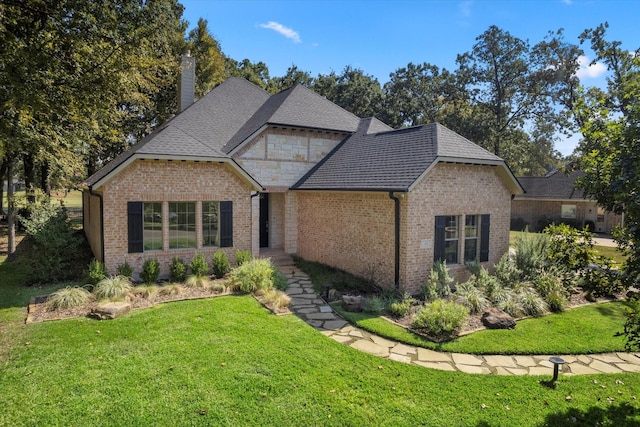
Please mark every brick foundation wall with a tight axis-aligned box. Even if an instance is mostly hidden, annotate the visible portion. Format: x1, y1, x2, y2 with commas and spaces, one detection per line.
95, 160, 254, 277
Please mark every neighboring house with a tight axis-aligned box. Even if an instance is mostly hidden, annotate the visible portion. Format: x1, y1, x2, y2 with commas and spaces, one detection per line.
511, 169, 623, 233
82, 73, 523, 293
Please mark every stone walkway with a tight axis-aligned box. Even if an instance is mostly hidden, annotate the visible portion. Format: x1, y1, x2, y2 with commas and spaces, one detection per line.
280, 265, 640, 376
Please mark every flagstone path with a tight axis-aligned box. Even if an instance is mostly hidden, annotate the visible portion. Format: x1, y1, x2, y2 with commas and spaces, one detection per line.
279, 264, 640, 377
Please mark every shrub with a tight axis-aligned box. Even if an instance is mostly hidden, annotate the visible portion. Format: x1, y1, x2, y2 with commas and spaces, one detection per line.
272, 270, 288, 291
546, 288, 568, 313
582, 257, 625, 297
235, 250, 252, 266
46, 286, 92, 310
517, 288, 548, 316
454, 281, 490, 314
86, 259, 108, 286
93, 276, 133, 300
624, 301, 640, 351
185, 274, 210, 288
229, 258, 275, 293
498, 294, 524, 318
513, 232, 549, 279
116, 261, 133, 278
19, 201, 84, 283
421, 260, 453, 301
212, 250, 230, 279
495, 253, 523, 286
190, 253, 209, 277
169, 257, 187, 282
158, 283, 183, 296
364, 296, 387, 314
545, 223, 594, 272
131, 285, 158, 299
209, 281, 227, 294
389, 294, 416, 318
262, 288, 291, 310
140, 259, 160, 284
411, 299, 469, 339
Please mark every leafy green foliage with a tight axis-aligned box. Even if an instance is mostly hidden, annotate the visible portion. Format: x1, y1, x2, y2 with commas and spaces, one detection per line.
389, 294, 416, 318
364, 296, 387, 314
189, 253, 209, 277
86, 259, 108, 287
513, 232, 549, 279
272, 270, 288, 291
454, 282, 490, 314
169, 257, 187, 283
234, 250, 252, 266
116, 262, 133, 279
229, 258, 275, 294
140, 259, 160, 285
131, 285, 158, 299
517, 288, 549, 317
93, 276, 133, 301
211, 250, 229, 279
495, 253, 523, 286
421, 260, 453, 301
46, 286, 92, 310
184, 274, 210, 288
545, 223, 594, 271
411, 299, 469, 339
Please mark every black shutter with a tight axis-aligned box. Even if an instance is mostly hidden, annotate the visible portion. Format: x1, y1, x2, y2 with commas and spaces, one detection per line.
128, 201, 143, 253
480, 214, 490, 262
220, 201, 233, 247
434, 215, 446, 262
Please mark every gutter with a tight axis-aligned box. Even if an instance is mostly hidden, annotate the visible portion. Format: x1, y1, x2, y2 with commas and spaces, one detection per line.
88, 186, 105, 264
388, 192, 401, 289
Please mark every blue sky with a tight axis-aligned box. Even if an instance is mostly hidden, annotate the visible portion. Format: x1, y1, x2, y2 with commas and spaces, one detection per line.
180, 0, 639, 155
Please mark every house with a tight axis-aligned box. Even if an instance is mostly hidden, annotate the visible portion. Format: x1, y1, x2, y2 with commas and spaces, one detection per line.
511, 169, 623, 233
82, 68, 523, 293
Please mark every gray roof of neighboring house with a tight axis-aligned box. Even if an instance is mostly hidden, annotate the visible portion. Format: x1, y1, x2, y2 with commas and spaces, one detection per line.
292, 122, 509, 192
517, 170, 586, 199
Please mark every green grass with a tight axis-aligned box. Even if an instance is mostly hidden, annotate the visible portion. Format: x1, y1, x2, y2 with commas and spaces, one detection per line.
2, 189, 83, 209
334, 302, 630, 355
2, 296, 640, 426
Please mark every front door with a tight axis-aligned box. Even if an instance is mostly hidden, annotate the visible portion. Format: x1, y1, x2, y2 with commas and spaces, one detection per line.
259, 193, 269, 248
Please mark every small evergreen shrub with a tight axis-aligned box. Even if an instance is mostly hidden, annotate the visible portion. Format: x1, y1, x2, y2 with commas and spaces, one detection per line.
513, 233, 550, 279
454, 281, 490, 314
190, 253, 209, 277
517, 288, 548, 316
498, 294, 524, 318
235, 250, 252, 266
495, 253, 523, 286
364, 296, 387, 314
170, 257, 187, 282
545, 223, 594, 272
546, 288, 568, 313
86, 259, 108, 286
93, 276, 133, 300
229, 258, 275, 293
46, 286, 92, 310
411, 299, 469, 339
209, 281, 227, 293
140, 259, 160, 284
116, 261, 133, 278
421, 260, 453, 301
389, 294, 416, 318
272, 270, 288, 291
212, 250, 230, 279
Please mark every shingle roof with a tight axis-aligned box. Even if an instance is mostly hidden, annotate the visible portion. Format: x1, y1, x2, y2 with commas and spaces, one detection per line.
517, 170, 586, 199
222, 84, 361, 153
292, 122, 505, 191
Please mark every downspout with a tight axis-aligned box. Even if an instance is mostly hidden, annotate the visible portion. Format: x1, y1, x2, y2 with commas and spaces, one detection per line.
389, 192, 400, 289
250, 191, 260, 255
88, 187, 105, 264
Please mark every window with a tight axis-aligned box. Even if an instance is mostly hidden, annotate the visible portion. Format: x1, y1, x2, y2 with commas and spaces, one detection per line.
464, 215, 479, 263
435, 215, 460, 264
202, 201, 220, 247
561, 204, 577, 219
143, 202, 162, 250
168, 202, 196, 249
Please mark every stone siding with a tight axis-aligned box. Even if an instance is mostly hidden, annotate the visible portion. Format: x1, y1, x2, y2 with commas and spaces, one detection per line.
91, 160, 254, 277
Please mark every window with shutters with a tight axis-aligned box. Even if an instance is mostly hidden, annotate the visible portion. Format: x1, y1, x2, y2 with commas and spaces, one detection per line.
435, 214, 490, 264
168, 202, 196, 249
143, 202, 162, 250
464, 215, 479, 263
202, 201, 219, 247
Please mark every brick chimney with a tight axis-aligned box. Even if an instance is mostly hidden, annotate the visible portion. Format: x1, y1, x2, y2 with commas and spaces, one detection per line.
178, 51, 195, 112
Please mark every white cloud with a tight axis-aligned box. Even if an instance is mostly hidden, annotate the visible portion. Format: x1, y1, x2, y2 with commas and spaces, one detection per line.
575, 55, 607, 79
259, 21, 301, 43
459, 1, 473, 17
561, 0, 573, 5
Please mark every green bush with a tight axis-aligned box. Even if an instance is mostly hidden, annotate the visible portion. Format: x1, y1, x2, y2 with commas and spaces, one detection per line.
140, 259, 160, 284
513, 232, 549, 279
86, 259, 108, 286
19, 201, 84, 283
624, 301, 640, 351
190, 253, 209, 277
546, 288, 568, 313
185, 274, 210, 288
517, 288, 548, 316
169, 257, 187, 282
93, 276, 133, 300
235, 250, 252, 266
46, 286, 92, 310
116, 261, 133, 278
545, 223, 594, 272
131, 285, 158, 299
411, 299, 469, 339
364, 296, 387, 314
212, 250, 230, 279
389, 294, 416, 318
582, 257, 625, 297
498, 294, 524, 318
229, 258, 274, 293
421, 260, 453, 301
454, 281, 490, 314
494, 253, 523, 286
272, 270, 288, 291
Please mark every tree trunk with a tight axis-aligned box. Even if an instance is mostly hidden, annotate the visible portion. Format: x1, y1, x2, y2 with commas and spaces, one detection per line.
40, 161, 51, 196
23, 152, 36, 203
0, 160, 6, 215
7, 159, 16, 256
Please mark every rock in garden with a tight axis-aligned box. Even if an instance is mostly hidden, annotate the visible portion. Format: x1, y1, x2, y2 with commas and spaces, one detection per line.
342, 295, 365, 312
481, 308, 516, 329
91, 301, 132, 320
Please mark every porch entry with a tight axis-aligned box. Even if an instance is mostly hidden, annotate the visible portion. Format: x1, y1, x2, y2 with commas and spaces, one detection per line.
259, 193, 269, 248
259, 192, 285, 250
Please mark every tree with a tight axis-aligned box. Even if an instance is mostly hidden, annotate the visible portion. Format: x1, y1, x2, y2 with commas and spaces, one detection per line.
574, 23, 640, 289
267, 65, 313, 93
225, 58, 271, 89
186, 18, 226, 97
312, 66, 384, 118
